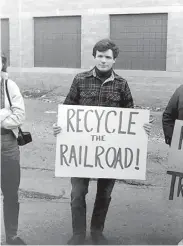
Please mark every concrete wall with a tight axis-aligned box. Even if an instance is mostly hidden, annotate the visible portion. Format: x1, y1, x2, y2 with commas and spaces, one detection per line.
0, 0, 183, 108
166, 12, 183, 72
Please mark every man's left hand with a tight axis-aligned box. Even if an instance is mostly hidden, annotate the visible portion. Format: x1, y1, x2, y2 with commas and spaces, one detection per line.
143, 123, 152, 136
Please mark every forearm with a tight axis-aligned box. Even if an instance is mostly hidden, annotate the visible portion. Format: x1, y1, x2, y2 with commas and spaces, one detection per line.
1, 107, 25, 129
162, 110, 175, 145
0, 108, 12, 122
162, 110, 175, 127
178, 108, 183, 120
2, 79, 26, 129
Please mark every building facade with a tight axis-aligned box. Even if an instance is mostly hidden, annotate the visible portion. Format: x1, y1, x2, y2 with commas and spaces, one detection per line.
1, 0, 183, 107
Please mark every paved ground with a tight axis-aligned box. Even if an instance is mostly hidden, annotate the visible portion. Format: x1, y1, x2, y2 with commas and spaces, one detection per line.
1, 98, 183, 245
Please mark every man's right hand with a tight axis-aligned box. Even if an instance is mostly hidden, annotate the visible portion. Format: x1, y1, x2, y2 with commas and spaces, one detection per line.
53, 123, 62, 137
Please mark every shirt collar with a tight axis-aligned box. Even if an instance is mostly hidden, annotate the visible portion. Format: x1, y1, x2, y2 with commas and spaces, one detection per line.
85, 67, 121, 83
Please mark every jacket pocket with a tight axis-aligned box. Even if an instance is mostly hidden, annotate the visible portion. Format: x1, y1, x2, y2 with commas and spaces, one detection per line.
80, 90, 98, 105
107, 92, 121, 102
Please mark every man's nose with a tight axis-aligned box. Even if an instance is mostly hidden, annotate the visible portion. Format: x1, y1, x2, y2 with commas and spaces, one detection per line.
101, 57, 106, 63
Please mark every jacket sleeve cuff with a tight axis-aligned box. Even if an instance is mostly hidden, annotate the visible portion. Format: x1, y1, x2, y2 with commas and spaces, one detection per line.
165, 136, 171, 145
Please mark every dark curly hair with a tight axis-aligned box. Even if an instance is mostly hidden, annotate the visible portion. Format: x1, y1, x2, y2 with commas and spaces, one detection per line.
1, 54, 8, 72
92, 39, 119, 59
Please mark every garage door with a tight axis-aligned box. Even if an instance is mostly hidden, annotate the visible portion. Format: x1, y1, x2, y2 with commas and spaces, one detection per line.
110, 13, 168, 71
1, 18, 10, 65
34, 16, 81, 68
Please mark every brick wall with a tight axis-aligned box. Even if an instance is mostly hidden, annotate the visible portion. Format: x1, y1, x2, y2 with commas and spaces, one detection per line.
166, 12, 183, 72
21, 17, 34, 67
9, 17, 21, 67
19, 0, 183, 12
81, 14, 109, 69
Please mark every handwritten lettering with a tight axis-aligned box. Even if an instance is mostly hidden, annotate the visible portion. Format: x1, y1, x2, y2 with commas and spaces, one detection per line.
127, 112, 139, 135
167, 171, 183, 200
60, 144, 140, 170
178, 126, 183, 150
66, 109, 139, 135
91, 135, 105, 141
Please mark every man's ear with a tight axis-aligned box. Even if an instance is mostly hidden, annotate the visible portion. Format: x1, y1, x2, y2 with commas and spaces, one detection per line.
113, 58, 116, 64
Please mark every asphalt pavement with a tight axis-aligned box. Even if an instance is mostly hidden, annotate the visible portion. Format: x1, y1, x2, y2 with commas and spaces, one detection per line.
1, 98, 182, 245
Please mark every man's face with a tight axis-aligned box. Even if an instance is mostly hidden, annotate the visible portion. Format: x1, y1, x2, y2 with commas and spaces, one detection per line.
94, 49, 116, 72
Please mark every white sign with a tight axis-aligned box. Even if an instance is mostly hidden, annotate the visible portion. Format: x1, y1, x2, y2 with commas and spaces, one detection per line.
55, 105, 150, 180
165, 120, 183, 201
168, 120, 183, 172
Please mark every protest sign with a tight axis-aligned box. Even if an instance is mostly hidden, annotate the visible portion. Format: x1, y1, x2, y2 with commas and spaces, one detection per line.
55, 105, 150, 180
165, 120, 183, 201
168, 120, 183, 173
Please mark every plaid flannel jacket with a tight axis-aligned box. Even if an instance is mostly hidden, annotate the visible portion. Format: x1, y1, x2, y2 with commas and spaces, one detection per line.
64, 68, 134, 108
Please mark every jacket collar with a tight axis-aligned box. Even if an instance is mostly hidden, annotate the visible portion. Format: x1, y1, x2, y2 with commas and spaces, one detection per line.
85, 67, 122, 82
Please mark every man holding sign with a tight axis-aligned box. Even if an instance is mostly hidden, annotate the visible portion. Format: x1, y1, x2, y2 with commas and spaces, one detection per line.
53, 39, 152, 245
162, 85, 183, 245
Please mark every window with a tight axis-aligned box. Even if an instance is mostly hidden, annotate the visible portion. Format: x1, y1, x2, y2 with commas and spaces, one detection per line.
110, 13, 168, 70
34, 16, 81, 68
